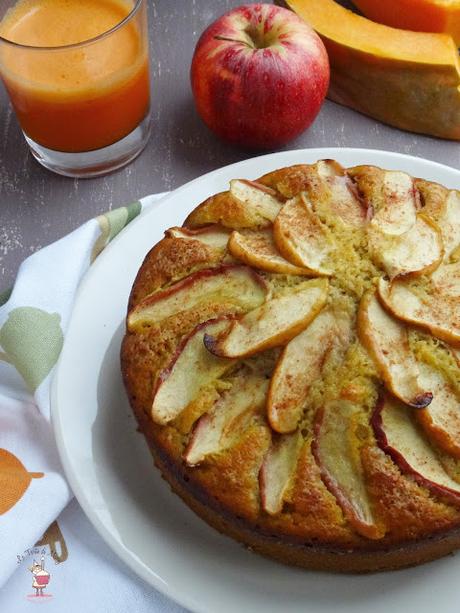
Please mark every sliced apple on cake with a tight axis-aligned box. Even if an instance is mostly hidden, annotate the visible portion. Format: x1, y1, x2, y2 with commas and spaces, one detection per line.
228, 228, 313, 275
415, 180, 460, 260
259, 431, 303, 515
416, 361, 460, 459
372, 395, 460, 505
295, 159, 368, 228
358, 290, 432, 408
378, 264, 460, 344
349, 167, 418, 233
128, 265, 267, 330
151, 318, 234, 425
166, 225, 231, 250
184, 374, 268, 466
367, 214, 442, 279
273, 193, 333, 275
185, 179, 283, 229
268, 308, 351, 434
313, 400, 383, 539
204, 278, 329, 358
369, 171, 417, 236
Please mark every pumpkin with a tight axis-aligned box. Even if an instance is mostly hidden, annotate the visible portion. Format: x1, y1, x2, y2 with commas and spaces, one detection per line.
352, 0, 460, 46
285, 0, 460, 140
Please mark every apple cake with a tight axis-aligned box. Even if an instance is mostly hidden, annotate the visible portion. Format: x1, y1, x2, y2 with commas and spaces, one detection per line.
121, 160, 460, 572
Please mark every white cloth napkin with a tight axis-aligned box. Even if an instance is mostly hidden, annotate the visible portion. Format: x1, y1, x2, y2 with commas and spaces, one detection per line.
0, 193, 186, 612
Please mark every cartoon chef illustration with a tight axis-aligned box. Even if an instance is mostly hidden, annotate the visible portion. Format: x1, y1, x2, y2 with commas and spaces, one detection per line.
29, 556, 50, 597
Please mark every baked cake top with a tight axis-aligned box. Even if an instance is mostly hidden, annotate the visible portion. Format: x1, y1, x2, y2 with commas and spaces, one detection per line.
122, 160, 460, 549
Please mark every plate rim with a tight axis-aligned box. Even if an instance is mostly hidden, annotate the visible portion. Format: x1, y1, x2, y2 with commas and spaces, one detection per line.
51, 147, 460, 613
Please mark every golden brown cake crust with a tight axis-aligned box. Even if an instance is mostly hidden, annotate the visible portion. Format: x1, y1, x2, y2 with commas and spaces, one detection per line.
121, 161, 460, 572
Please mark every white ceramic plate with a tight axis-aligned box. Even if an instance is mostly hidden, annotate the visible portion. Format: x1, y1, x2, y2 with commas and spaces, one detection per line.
52, 148, 460, 613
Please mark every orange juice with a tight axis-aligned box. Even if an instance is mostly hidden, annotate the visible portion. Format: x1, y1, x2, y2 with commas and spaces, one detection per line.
0, 0, 150, 152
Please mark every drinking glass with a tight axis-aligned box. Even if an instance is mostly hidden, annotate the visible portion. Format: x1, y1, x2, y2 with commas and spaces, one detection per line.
0, 0, 151, 177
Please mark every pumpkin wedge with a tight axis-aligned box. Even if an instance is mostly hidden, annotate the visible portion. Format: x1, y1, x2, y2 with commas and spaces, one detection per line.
352, 0, 460, 47
285, 0, 460, 140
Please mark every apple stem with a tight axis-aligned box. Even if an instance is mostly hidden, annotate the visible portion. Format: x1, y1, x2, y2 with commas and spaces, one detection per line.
214, 35, 253, 49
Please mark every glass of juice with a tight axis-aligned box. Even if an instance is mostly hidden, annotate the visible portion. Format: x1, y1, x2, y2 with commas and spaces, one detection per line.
0, 0, 151, 177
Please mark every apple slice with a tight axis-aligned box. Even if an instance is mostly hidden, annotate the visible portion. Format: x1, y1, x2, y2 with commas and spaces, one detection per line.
349, 167, 417, 235
229, 179, 283, 222
416, 180, 460, 261
185, 180, 283, 229
315, 160, 367, 227
267, 308, 351, 433
151, 318, 234, 425
259, 432, 303, 515
204, 278, 329, 359
428, 190, 460, 262
437, 191, 460, 260
372, 395, 460, 505
312, 400, 382, 539
166, 225, 230, 250
358, 290, 432, 408
416, 361, 460, 459
228, 228, 313, 276
273, 193, 333, 275
184, 374, 268, 466
370, 171, 417, 237
367, 213, 443, 279
128, 265, 267, 330
378, 265, 460, 344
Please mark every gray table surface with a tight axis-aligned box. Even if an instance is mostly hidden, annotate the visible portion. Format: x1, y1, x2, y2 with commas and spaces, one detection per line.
1, 0, 460, 290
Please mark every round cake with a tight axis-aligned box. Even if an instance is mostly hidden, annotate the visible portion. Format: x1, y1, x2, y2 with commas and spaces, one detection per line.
121, 160, 460, 572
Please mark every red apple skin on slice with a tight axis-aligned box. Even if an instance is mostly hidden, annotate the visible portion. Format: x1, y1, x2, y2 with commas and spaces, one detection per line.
367, 214, 443, 280
151, 318, 234, 425
371, 395, 460, 506
378, 267, 460, 345
358, 290, 432, 408
204, 278, 329, 359
166, 225, 231, 250
128, 264, 267, 330
259, 431, 303, 515
416, 361, 460, 459
184, 375, 268, 466
229, 179, 283, 222
273, 193, 333, 275
228, 228, 313, 276
267, 308, 351, 434
312, 400, 383, 539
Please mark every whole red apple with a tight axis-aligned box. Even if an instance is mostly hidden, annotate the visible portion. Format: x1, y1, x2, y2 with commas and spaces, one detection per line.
191, 4, 329, 150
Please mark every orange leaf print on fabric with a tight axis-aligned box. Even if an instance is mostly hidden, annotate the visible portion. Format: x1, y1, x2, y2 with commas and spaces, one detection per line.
0, 449, 44, 514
